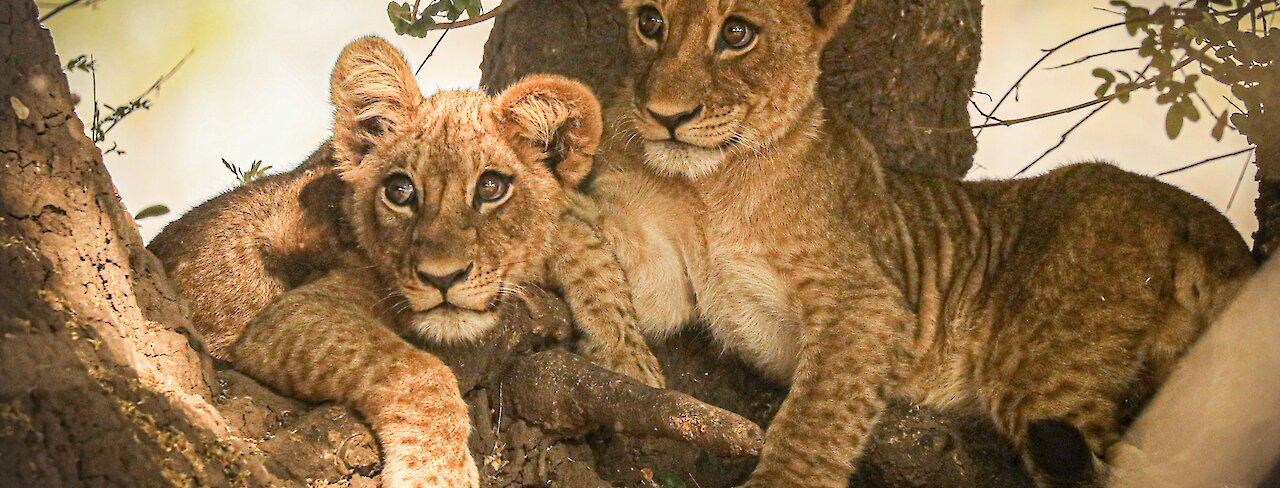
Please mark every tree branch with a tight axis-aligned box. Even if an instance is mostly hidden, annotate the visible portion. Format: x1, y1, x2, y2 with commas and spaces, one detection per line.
426, 0, 520, 31
973, 56, 1192, 130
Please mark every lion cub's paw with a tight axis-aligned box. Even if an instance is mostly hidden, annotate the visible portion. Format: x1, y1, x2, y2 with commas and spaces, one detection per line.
581, 339, 666, 389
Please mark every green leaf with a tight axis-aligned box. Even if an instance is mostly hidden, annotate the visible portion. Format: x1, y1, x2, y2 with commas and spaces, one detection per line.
1092, 68, 1115, 83
466, 0, 482, 19
406, 16, 435, 37
1165, 105, 1184, 139
134, 204, 170, 220
387, 1, 416, 34
1183, 101, 1201, 122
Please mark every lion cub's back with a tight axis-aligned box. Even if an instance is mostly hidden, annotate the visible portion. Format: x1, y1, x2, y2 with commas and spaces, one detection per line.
981, 161, 1254, 325
148, 152, 352, 358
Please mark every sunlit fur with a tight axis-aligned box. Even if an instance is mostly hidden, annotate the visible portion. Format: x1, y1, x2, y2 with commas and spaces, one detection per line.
149, 36, 630, 488
577, 1, 1259, 487
617, 0, 835, 179
334, 89, 564, 343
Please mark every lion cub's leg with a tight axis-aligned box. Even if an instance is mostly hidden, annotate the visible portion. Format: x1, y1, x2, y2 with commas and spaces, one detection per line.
549, 194, 665, 388
234, 269, 477, 488
740, 272, 908, 488
980, 304, 1151, 488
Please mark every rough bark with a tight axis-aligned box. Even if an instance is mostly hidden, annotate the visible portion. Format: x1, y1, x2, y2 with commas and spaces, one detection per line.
1, 1, 764, 486
1, 0, 276, 484
480, 1, 1027, 487
480, 0, 983, 177
1249, 75, 1279, 262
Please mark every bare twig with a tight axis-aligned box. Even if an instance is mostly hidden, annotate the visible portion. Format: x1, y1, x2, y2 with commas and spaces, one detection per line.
1013, 100, 1115, 178
1011, 62, 1155, 177
1045, 47, 1141, 70
974, 56, 1193, 130
974, 20, 1130, 136
39, 0, 84, 22
415, 29, 450, 75
1156, 146, 1256, 177
425, 0, 521, 31
1226, 148, 1256, 212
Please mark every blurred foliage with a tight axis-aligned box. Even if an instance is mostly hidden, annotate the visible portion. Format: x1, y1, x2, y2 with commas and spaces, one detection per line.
388, 0, 485, 37
1093, 0, 1277, 140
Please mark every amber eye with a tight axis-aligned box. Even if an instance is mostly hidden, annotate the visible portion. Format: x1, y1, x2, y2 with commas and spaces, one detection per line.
720, 17, 756, 50
474, 171, 511, 205
637, 6, 664, 40
383, 174, 415, 207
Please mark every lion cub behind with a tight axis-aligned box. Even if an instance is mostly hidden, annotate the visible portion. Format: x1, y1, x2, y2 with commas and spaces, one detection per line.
149, 37, 654, 487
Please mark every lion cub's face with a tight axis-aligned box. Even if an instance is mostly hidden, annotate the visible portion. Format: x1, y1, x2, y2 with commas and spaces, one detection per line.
619, 0, 855, 178
329, 38, 601, 342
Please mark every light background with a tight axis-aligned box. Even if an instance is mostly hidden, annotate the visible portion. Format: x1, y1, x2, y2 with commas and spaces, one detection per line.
41, 0, 1260, 243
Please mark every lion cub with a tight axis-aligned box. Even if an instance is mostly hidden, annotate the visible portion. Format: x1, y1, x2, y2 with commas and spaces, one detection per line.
594, 1, 1258, 487
149, 37, 660, 487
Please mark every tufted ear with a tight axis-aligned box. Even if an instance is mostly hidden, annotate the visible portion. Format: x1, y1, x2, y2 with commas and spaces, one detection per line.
493, 75, 602, 188
807, 0, 856, 41
330, 36, 423, 171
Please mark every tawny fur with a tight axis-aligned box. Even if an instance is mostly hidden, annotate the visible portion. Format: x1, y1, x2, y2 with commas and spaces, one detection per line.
149, 37, 662, 488
580, 1, 1258, 486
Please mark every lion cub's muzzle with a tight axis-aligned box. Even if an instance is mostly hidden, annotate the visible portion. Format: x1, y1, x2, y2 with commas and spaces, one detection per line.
405, 257, 496, 314
637, 100, 742, 149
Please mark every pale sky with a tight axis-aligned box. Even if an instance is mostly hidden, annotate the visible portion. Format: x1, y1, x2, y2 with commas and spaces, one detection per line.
42, 0, 1259, 243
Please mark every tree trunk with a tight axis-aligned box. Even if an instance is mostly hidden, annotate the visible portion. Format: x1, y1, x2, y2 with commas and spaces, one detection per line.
1, 0, 278, 483
480, 1, 1031, 487
1250, 78, 1279, 262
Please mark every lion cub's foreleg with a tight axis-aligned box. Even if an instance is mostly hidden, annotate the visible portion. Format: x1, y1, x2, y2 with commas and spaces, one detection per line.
549, 194, 665, 388
740, 271, 910, 488
234, 269, 477, 488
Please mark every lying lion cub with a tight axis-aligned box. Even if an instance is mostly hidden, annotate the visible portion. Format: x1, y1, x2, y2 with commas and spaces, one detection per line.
589, 0, 1258, 487
149, 37, 661, 487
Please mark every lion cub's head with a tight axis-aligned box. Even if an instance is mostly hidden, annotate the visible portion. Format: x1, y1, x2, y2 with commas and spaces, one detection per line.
618, 0, 855, 178
329, 37, 601, 342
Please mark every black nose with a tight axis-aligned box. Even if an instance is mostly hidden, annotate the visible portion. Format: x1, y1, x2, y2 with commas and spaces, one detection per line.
417, 263, 473, 292
648, 105, 703, 134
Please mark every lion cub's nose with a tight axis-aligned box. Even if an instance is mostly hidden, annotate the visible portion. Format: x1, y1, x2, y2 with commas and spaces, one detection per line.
417, 262, 474, 293
648, 104, 703, 135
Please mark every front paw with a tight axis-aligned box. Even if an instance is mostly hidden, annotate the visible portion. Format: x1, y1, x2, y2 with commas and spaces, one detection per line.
581, 339, 666, 388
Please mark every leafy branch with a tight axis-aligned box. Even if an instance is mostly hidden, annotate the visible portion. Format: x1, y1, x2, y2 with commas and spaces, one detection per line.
387, 0, 519, 38
972, 0, 1276, 176
63, 51, 192, 156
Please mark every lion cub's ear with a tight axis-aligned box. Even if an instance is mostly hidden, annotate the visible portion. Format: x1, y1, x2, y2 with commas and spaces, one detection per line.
329, 36, 423, 170
806, 0, 856, 40
493, 75, 603, 188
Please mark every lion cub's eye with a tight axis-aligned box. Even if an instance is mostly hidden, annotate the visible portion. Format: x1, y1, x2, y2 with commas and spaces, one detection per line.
383, 174, 416, 207
474, 171, 512, 206
719, 17, 757, 50
637, 6, 664, 40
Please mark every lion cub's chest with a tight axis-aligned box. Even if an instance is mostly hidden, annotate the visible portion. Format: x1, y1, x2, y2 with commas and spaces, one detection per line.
696, 222, 803, 383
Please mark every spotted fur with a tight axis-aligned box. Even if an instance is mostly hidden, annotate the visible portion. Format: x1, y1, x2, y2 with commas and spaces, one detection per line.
150, 37, 661, 487
581, 1, 1258, 486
